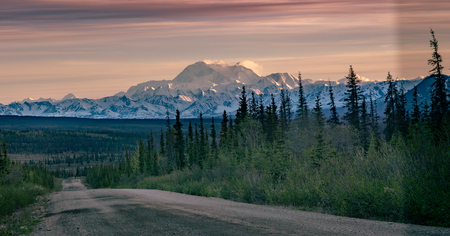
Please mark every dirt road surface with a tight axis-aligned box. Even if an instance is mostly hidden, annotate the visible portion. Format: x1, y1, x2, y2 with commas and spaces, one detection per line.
31, 179, 450, 235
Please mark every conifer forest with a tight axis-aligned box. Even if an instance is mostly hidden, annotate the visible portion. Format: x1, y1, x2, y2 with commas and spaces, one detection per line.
1, 29, 450, 229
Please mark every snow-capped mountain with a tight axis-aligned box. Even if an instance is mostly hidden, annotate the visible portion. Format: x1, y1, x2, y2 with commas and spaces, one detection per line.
0, 60, 434, 119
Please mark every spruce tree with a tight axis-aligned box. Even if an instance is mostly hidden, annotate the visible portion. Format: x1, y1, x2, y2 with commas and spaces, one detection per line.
266, 94, 279, 142
286, 90, 292, 124
159, 128, 165, 156
219, 110, 229, 148
360, 96, 370, 150
187, 121, 194, 166
198, 113, 206, 168
397, 88, 408, 136
428, 28, 449, 128
279, 88, 288, 130
258, 94, 265, 124
165, 109, 174, 171
312, 97, 325, 167
193, 123, 199, 166
249, 91, 258, 119
235, 86, 248, 125
296, 72, 308, 119
173, 109, 185, 170
313, 95, 325, 129
343, 65, 361, 130
210, 117, 218, 159
383, 72, 398, 141
369, 91, 380, 135
411, 86, 421, 125
327, 80, 339, 125
138, 137, 145, 173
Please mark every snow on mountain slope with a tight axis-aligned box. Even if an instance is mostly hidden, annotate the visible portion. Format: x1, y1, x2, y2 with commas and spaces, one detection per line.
0, 61, 431, 119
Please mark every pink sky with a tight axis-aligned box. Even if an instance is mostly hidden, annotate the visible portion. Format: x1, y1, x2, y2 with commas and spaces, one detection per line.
0, 0, 449, 104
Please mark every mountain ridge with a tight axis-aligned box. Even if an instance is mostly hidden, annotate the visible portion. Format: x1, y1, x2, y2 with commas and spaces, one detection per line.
0, 61, 437, 119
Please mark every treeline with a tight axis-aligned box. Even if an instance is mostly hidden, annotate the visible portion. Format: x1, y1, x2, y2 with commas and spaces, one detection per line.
86, 29, 450, 227
0, 129, 139, 156
0, 142, 54, 216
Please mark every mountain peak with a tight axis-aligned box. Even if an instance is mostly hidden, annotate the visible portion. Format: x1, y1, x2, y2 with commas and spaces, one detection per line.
202, 60, 228, 66
62, 93, 78, 100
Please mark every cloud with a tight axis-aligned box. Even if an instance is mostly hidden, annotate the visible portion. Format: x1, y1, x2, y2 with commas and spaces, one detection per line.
236, 60, 263, 75
0, 0, 393, 24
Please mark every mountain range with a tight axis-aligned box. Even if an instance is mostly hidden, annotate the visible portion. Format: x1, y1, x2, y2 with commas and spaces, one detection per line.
0, 60, 446, 119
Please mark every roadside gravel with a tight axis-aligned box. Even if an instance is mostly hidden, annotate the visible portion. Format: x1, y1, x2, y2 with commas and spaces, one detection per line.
31, 179, 450, 235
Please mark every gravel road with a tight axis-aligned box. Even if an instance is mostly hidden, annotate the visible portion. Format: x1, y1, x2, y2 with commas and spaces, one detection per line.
31, 179, 450, 236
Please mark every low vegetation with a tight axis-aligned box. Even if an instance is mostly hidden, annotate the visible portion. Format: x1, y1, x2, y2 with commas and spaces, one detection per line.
0, 142, 55, 235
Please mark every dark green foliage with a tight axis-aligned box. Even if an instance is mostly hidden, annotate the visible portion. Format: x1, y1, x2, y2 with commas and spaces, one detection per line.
235, 86, 248, 125
369, 91, 380, 135
138, 138, 145, 173
219, 111, 229, 149
428, 29, 449, 132
296, 72, 308, 119
173, 109, 185, 170
249, 92, 259, 119
198, 113, 207, 168
210, 118, 218, 160
396, 88, 408, 136
343, 65, 361, 130
159, 128, 165, 156
279, 88, 291, 130
313, 95, 325, 129
265, 94, 279, 142
383, 72, 398, 141
360, 96, 370, 150
327, 81, 340, 125
1, 142, 54, 217
411, 86, 421, 125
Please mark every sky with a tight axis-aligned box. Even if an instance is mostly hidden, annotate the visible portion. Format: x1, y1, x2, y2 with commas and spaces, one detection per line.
0, 0, 449, 104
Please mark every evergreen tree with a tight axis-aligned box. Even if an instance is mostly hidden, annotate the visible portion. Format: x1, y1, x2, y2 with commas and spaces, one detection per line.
312, 98, 325, 167
159, 128, 165, 156
173, 109, 185, 170
266, 94, 279, 142
369, 91, 380, 135
360, 96, 370, 150
193, 123, 200, 166
383, 72, 398, 141
187, 122, 194, 167
147, 132, 158, 176
343, 65, 361, 130
397, 88, 408, 136
235, 86, 248, 125
296, 72, 308, 119
428, 28, 449, 128
0, 142, 11, 177
138, 137, 145, 173
411, 86, 421, 125
210, 117, 218, 159
286, 90, 292, 124
165, 109, 174, 171
258, 94, 265, 124
313, 95, 325, 129
219, 110, 229, 149
249, 91, 258, 119
327, 80, 340, 125
198, 113, 206, 168
279, 88, 289, 130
